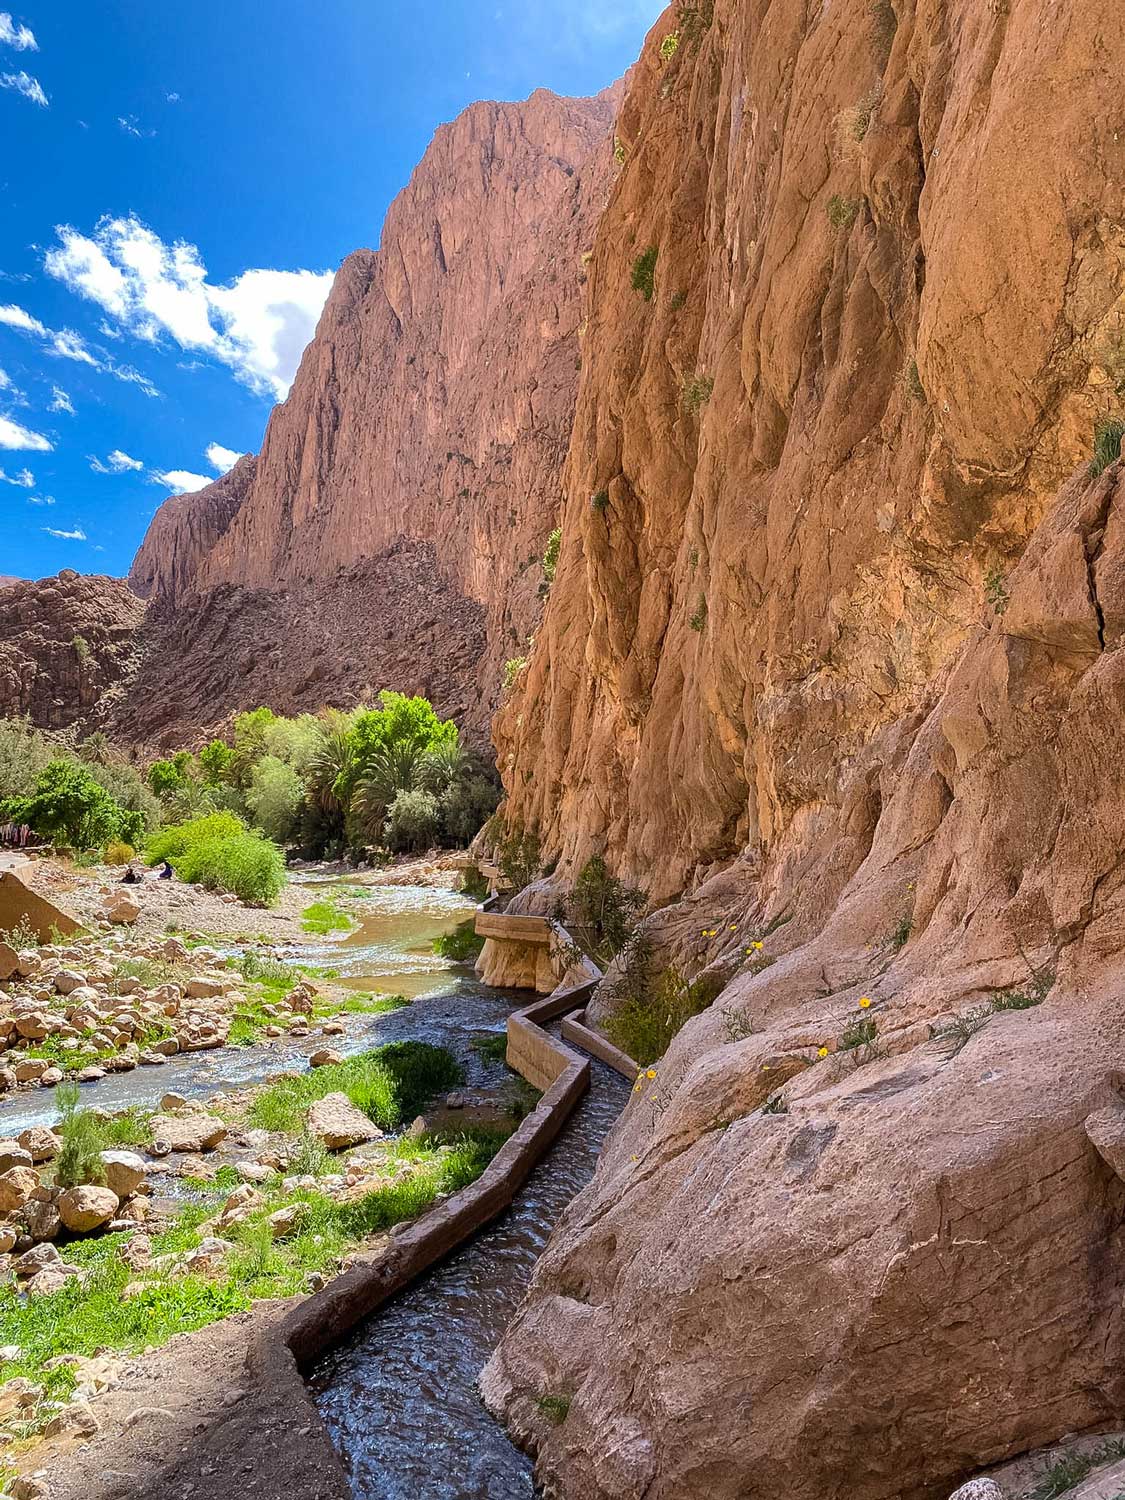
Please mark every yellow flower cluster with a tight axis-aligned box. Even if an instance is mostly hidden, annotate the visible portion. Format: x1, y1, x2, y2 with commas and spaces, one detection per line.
859, 995, 872, 1009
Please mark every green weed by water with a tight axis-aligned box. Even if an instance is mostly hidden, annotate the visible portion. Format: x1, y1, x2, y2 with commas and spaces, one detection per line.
301, 900, 354, 936
247, 1041, 463, 1133
433, 919, 484, 963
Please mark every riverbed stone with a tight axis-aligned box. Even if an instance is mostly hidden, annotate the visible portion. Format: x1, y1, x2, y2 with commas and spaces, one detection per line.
0, 1166, 39, 1211
14, 1241, 61, 1276
309, 1048, 343, 1068
149, 1112, 227, 1152
0, 942, 17, 981
0, 1140, 33, 1173
949, 1483, 1003, 1500
307, 1091, 381, 1150
99, 1150, 146, 1198
159, 1091, 187, 1111
22, 1199, 60, 1242
52, 970, 86, 994
13, 1059, 49, 1083
58, 1185, 120, 1233
184, 977, 224, 999
18, 1126, 60, 1162
0, 1226, 15, 1253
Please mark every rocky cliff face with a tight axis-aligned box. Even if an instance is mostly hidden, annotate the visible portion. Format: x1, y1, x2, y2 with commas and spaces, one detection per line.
0, 571, 145, 730
127, 87, 617, 734
482, 1, 1125, 1496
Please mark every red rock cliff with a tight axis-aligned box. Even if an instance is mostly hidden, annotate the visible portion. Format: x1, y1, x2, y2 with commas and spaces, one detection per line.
128, 87, 618, 736
481, 2, 1125, 1497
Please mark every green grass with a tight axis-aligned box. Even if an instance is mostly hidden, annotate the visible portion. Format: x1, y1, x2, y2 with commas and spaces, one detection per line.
471, 1032, 509, 1064
322, 992, 410, 1016
630, 245, 658, 301
146, 812, 286, 906
1091, 416, 1125, 478
301, 899, 354, 935
605, 968, 722, 1066
433, 919, 485, 963
1028, 1440, 1125, 1500
0, 1122, 514, 1419
246, 1040, 463, 1134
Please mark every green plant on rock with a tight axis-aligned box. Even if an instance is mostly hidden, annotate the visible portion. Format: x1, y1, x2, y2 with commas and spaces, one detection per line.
826, 194, 861, 232
542, 526, 561, 584
904, 359, 925, 402
537, 1394, 572, 1425
871, 0, 898, 62
984, 566, 1010, 616
689, 595, 708, 632
54, 1082, 106, 1190
678, 0, 714, 43
591, 488, 609, 513
496, 823, 541, 892
71, 635, 90, 662
887, 911, 912, 951
659, 30, 680, 61
631, 245, 659, 302
502, 656, 528, 693
605, 963, 722, 1066
682, 371, 714, 413
613, 135, 626, 166
1027, 1439, 1125, 1500
1091, 416, 1125, 478
570, 854, 647, 962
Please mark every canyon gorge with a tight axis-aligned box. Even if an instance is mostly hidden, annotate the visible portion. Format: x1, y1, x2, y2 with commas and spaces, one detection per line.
2, 0, 1125, 1496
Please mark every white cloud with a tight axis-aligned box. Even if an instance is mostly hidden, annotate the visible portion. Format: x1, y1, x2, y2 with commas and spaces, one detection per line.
152, 468, 212, 494
0, 70, 46, 105
48, 384, 73, 414
206, 442, 242, 473
0, 367, 8, 389
28, 493, 53, 505
89, 449, 142, 474
0, 414, 51, 450
165, 91, 180, 103
46, 215, 334, 398
0, 465, 33, 486
0, 13, 37, 49
43, 526, 85, 540
117, 115, 155, 139
0, 302, 45, 334
0, 301, 159, 396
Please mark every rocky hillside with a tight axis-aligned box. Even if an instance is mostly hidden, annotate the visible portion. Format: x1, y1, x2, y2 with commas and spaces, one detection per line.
481, 1, 1125, 1497
127, 86, 618, 737
0, 572, 144, 731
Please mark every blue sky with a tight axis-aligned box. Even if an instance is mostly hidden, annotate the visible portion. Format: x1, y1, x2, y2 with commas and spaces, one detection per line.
0, 0, 661, 582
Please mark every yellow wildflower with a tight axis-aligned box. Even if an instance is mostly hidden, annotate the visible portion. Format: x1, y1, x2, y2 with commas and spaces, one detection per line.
646, 1067, 657, 1078
729, 924, 738, 931
751, 941, 763, 951
859, 996, 872, 1009
817, 1045, 829, 1058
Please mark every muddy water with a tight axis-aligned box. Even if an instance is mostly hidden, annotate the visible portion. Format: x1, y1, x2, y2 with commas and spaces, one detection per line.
0, 881, 493, 1135
311, 1058, 628, 1499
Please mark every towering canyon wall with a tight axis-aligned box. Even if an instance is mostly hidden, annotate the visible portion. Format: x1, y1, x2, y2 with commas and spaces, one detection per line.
123, 88, 618, 745
482, 2, 1125, 1496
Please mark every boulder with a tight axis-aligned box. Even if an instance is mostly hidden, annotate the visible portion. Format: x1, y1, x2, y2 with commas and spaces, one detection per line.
13, 1011, 51, 1039
149, 1112, 227, 1152
0, 1140, 33, 1173
58, 1185, 120, 1233
0, 1166, 39, 1211
0, 1226, 16, 1253
52, 970, 86, 994
104, 894, 140, 925
184, 977, 224, 999
307, 1091, 381, 1150
99, 1150, 146, 1198
949, 1484, 1004, 1500
268, 1203, 308, 1239
13, 1241, 61, 1276
18, 1126, 60, 1162
21, 1199, 60, 1242
13, 1058, 50, 1083
309, 1048, 343, 1068
0, 942, 16, 981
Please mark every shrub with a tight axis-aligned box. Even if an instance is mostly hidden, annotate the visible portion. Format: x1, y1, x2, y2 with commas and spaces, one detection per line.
613, 135, 626, 165
631, 245, 658, 301
497, 824, 541, 892
659, 31, 680, 61
441, 773, 500, 845
904, 360, 925, 402
54, 1082, 106, 1189
682, 372, 714, 413
146, 812, 286, 906
0, 719, 54, 800
605, 967, 721, 1065
542, 526, 561, 584
570, 855, 647, 962
1091, 416, 1125, 478
502, 656, 528, 693
591, 489, 609, 513
245, 755, 303, 843
538, 1394, 572, 1424
871, 0, 898, 61
71, 635, 90, 662
0, 760, 144, 851
689, 595, 708, 632
826, 194, 861, 231
984, 566, 1009, 616
433, 920, 485, 963
103, 840, 135, 867
384, 788, 441, 852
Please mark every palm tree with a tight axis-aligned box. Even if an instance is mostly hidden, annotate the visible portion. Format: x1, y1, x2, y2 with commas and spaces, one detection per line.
415, 741, 469, 797
351, 742, 424, 838
305, 709, 357, 814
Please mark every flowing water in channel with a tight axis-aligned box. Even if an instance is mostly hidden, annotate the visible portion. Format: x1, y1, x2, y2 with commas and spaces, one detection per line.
311, 1057, 628, 1500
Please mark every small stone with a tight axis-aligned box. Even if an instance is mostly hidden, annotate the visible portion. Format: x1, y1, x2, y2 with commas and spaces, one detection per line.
99, 1150, 146, 1198
0, 1141, 33, 1173
307, 1091, 381, 1150
159, 1091, 187, 1111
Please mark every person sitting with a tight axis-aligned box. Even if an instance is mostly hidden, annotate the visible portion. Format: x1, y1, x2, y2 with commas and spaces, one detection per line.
120, 865, 141, 884
157, 860, 174, 880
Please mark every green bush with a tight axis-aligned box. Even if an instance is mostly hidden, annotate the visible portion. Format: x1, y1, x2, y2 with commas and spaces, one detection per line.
605, 967, 721, 1065
433, 919, 485, 962
591, 489, 609, 513
0, 760, 144, 850
0, 719, 54, 800
146, 812, 286, 906
245, 755, 303, 843
1091, 416, 1125, 478
542, 526, 561, 584
631, 245, 659, 301
826, 194, 861, 231
384, 788, 441, 852
247, 1041, 463, 1134
54, 1083, 106, 1190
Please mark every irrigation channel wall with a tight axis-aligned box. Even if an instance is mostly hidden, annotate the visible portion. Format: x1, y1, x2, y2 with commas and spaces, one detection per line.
246, 907, 638, 1491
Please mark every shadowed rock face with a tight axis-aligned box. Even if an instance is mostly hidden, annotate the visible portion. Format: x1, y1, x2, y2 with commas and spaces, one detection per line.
127, 87, 618, 732
0, 571, 144, 730
480, 2, 1125, 1497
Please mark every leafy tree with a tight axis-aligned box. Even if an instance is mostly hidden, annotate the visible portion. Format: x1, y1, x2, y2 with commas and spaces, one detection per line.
384, 789, 441, 852
147, 758, 189, 801
442, 773, 500, 843
245, 755, 303, 843
0, 718, 54, 800
339, 693, 457, 811
230, 706, 278, 788
262, 713, 322, 772
198, 739, 235, 785
1, 760, 143, 849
